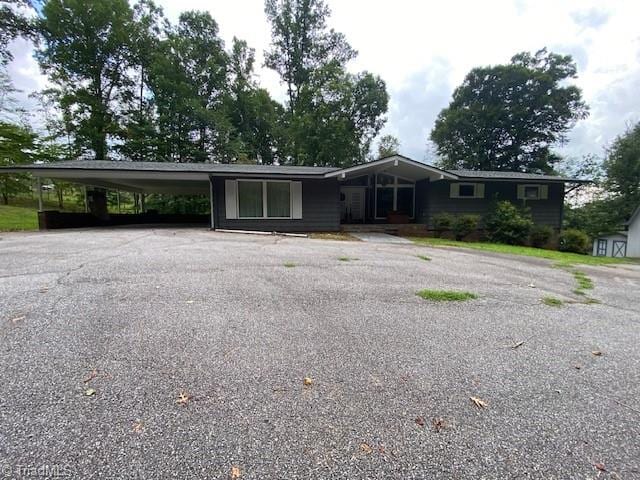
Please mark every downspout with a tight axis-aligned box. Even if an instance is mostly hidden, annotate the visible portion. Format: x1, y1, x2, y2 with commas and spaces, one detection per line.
209, 176, 215, 230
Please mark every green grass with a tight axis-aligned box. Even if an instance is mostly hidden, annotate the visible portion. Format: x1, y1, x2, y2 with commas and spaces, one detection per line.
572, 270, 593, 291
338, 256, 356, 262
283, 262, 296, 268
409, 236, 628, 266
416, 289, 477, 302
542, 296, 564, 307
417, 254, 432, 261
0, 205, 39, 231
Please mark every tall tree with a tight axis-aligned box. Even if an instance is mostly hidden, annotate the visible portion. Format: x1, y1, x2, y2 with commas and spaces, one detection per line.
0, 0, 36, 65
226, 37, 282, 164
431, 48, 589, 173
36, 0, 136, 160
377, 134, 400, 158
148, 11, 231, 162
604, 122, 640, 212
264, 0, 388, 166
118, 0, 165, 162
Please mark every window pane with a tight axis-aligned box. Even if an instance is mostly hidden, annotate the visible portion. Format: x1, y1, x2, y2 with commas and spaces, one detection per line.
376, 187, 394, 218
396, 187, 414, 217
397, 177, 413, 185
267, 182, 290, 217
459, 184, 475, 197
238, 181, 263, 217
377, 173, 394, 186
524, 186, 539, 199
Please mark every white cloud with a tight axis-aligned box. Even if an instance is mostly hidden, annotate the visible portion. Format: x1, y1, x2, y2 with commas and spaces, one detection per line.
5, 0, 640, 161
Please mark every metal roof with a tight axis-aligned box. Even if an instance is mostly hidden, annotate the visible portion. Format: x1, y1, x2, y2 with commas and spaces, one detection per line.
3, 160, 338, 176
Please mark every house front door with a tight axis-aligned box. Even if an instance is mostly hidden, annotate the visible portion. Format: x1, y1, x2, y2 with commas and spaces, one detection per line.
340, 187, 366, 222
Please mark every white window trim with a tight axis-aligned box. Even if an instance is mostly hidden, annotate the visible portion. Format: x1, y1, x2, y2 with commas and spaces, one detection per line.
237, 179, 293, 219
517, 183, 548, 201
374, 173, 415, 220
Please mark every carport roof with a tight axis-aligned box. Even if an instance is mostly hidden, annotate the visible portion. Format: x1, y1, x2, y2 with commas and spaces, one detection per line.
2, 160, 338, 177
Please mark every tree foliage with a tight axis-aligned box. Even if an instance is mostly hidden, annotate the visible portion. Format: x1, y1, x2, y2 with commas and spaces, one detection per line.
0, 121, 36, 204
432, 48, 588, 173
36, 0, 136, 160
377, 134, 400, 158
604, 122, 640, 211
265, 0, 388, 166
0, 0, 36, 65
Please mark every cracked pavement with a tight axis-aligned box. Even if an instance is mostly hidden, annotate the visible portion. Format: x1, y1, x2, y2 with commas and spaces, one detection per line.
0, 227, 639, 479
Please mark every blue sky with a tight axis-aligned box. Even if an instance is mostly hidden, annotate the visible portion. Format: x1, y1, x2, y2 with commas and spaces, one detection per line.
7, 0, 640, 163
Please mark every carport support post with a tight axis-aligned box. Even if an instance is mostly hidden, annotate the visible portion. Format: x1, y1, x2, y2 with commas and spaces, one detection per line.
36, 177, 43, 212
209, 177, 215, 230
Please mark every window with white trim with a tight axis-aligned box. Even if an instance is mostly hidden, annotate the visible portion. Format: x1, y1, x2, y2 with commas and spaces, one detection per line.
450, 182, 484, 199
517, 184, 548, 200
596, 239, 607, 256
236, 180, 292, 219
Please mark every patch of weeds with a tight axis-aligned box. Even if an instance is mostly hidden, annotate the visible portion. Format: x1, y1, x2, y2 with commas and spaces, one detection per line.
573, 270, 593, 292
338, 256, 356, 262
542, 296, 564, 307
584, 297, 601, 305
284, 262, 296, 268
310, 232, 360, 241
416, 289, 477, 302
417, 254, 431, 261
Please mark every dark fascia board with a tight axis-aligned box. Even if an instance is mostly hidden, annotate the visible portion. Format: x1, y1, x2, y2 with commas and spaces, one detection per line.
451, 175, 592, 184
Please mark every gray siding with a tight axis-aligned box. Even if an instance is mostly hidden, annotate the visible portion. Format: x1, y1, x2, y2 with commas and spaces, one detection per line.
212, 177, 340, 232
423, 180, 564, 229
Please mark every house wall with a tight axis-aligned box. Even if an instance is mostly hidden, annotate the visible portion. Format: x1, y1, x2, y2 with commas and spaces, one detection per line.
422, 180, 565, 229
627, 215, 640, 257
211, 176, 340, 232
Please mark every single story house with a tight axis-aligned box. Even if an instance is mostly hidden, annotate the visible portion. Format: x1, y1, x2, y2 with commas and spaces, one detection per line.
593, 205, 640, 258
2, 155, 587, 233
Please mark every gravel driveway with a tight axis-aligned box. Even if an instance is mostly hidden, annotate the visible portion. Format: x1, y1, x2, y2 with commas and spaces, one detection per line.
1, 228, 639, 479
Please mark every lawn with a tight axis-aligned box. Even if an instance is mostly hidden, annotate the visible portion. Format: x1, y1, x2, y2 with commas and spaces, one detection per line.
409, 236, 629, 266
0, 205, 39, 231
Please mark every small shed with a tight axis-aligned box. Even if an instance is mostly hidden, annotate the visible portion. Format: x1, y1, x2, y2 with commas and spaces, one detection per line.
592, 232, 628, 258
625, 205, 640, 258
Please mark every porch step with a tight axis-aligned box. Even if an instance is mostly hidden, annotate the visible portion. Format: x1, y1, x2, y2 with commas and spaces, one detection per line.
341, 223, 426, 234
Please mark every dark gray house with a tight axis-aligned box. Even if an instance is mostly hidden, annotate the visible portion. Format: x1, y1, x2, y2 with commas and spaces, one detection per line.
3, 155, 586, 232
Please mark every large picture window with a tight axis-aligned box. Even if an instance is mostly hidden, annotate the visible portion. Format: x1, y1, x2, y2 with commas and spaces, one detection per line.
375, 174, 415, 219
237, 180, 292, 219
238, 181, 264, 218
267, 182, 291, 218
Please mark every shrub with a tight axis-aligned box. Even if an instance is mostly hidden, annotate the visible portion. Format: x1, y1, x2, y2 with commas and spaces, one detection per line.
432, 212, 454, 237
529, 225, 554, 248
452, 214, 480, 241
558, 229, 590, 254
484, 201, 533, 245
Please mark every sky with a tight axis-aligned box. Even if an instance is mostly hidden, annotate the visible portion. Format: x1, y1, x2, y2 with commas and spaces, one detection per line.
6, 0, 640, 163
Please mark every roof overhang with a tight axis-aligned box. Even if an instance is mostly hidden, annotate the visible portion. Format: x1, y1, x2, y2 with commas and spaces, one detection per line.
324, 155, 458, 181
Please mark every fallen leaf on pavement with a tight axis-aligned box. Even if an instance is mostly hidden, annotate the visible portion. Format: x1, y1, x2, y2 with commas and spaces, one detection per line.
528, 283, 536, 288
415, 416, 425, 427
176, 391, 191, 405
84, 388, 96, 396
303, 377, 313, 387
39, 287, 48, 293
470, 396, 488, 409
360, 443, 373, 455
83, 368, 98, 383
593, 462, 606, 472
132, 421, 144, 433
230, 466, 241, 479
591, 350, 603, 356
10, 315, 26, 324
511, 341, 525, 349
432, 417, 447, 432
574, 365, 582, 370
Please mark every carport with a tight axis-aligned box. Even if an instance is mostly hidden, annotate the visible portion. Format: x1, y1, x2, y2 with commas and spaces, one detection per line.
2, 160, 339, 230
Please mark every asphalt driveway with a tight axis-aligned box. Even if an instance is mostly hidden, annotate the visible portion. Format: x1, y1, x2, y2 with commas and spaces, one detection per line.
1, 228, 639, 479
